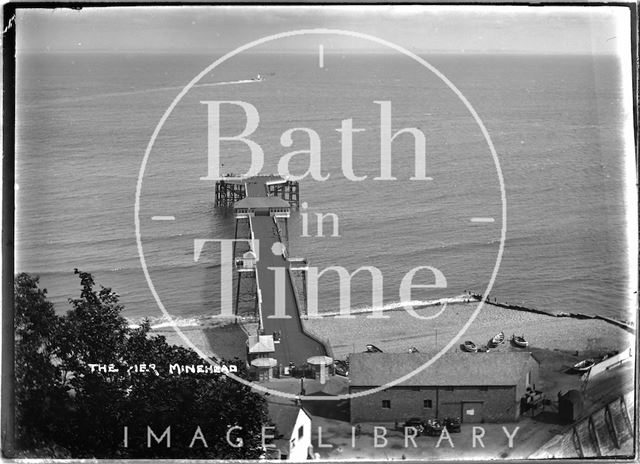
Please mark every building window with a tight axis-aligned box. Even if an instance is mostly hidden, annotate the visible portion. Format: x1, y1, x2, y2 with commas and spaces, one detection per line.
423, 399, 433, 408
480, 386, 488, 392
298, 425, 304, 439
382, 400, 391, 409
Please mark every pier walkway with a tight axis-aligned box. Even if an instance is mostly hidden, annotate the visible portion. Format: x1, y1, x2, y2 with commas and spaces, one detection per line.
243, 178, 327, 367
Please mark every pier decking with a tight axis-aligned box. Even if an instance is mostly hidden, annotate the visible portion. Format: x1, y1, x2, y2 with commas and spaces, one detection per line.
230, 176, 327, 367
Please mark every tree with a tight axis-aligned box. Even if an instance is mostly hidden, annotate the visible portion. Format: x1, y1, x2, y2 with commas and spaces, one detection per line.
14, 273, 67, 452
14, 270, 268, 458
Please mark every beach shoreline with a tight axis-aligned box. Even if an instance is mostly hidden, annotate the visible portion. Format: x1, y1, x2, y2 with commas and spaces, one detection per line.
149, 296, 636, 453
302, 302, 634, 359
151, 301, 634, 365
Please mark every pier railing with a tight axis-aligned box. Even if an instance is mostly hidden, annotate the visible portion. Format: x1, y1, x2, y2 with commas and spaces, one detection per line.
247, 214, 264, 331
271, 217, 335, 359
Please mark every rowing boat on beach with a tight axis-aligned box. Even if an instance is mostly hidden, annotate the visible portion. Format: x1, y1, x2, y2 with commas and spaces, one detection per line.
462, 341, 478, 353
573, 358, 595, 372
511, 334, 529, 348
365, 344, 383, 353
490, 331, 505, 346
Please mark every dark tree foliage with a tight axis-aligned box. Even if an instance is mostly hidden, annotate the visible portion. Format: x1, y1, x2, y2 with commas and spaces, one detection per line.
14, 273, 67, 452
14, 270, 268, 458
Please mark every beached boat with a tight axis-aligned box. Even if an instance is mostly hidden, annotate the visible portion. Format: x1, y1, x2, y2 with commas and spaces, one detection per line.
462, 341, 478, 353
511, 334, 529, 347
490, 331, 505, 346
573, 358, 595, 372
365, 344, 383, 353
333, 360, 349, 377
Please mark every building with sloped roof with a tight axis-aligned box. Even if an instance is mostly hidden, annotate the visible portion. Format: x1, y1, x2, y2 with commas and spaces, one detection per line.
247, 334, 276, 358
265, 403, 313, 460
247, 334, 277, 380
349, 351, 540, 423
234, 196, 291, 218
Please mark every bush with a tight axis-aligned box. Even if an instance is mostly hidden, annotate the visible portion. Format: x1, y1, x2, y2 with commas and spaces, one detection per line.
14, 271, 268, 458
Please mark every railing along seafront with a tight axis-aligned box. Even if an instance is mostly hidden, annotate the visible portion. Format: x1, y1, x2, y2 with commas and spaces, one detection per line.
272, 217, 335, 360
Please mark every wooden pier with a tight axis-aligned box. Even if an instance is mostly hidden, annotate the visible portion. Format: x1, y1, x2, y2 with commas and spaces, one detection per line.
216, 176, 327, 367
214, 179, 246, 208
214, 175, 300, 208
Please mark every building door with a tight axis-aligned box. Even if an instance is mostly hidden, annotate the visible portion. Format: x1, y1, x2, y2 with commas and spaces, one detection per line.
462, 402, 483, 423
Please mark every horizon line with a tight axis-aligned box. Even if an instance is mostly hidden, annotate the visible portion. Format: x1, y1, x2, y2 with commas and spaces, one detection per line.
15, 48, 620, 57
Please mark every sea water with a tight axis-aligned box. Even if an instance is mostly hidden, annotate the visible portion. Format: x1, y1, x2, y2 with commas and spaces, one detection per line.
15, 52, 632, 327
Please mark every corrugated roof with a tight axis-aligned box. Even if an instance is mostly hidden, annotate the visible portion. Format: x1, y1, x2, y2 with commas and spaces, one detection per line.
349, 351, 537, 387
235, 196, 290, 209
247, 334, 275, 353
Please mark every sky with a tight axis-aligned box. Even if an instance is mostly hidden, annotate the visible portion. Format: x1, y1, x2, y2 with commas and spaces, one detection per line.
15, 5, 630, 55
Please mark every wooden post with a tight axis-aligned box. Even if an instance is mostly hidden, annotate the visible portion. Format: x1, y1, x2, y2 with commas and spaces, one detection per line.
604, 404, 620, 449
283, 219, 289, 248
233, 218, 239, 258
620, 395, 634, 441
235, 271, 242, 317
300, 261, 308, 316
292, 181, 300, 206
588, 415, 602, 456
572, 427, 584, 458
221, 181, 227, 206
253, 276, 259, 322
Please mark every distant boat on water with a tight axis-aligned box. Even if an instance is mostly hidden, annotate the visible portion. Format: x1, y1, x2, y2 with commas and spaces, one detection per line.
252, 74, 263, 81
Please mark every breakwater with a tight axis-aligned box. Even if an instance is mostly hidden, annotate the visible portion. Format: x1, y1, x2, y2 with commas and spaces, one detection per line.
467, 292, 636, 334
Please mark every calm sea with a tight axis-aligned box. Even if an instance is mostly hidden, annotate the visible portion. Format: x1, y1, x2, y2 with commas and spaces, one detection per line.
15, 52, 633, 327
